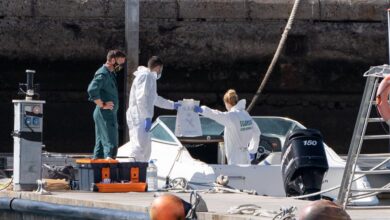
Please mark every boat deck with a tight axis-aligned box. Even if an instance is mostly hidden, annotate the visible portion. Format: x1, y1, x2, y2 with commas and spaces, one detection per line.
1, 189, 390, 219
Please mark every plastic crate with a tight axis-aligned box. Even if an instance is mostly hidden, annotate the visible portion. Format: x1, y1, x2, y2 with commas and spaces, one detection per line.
118, 162, 148, 183
76, 159, 119, 191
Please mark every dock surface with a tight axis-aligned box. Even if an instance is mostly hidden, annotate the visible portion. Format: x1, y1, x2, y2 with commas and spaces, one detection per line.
1, 189, 390, 219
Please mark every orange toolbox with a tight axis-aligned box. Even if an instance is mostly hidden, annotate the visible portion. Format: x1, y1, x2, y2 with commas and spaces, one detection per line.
76, 159, 148, 192
118, 162, 148, 183
76, 159, 119, 191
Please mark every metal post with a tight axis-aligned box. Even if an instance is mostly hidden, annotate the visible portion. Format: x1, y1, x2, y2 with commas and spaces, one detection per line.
124, 0, 139, 142
336, 77, 377, 208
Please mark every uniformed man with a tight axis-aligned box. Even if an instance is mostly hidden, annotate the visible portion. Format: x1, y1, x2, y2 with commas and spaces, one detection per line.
87, 49, 126, 159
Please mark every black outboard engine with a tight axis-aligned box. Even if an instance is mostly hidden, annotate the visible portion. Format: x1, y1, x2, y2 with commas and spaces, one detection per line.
281, 129, 329, 200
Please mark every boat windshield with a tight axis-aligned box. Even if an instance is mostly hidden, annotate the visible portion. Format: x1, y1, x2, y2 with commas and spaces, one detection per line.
158, 116, 298, 138
253, 117, 298, 137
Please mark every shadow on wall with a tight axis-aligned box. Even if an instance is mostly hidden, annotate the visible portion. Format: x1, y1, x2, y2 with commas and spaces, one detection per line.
0, 57, 386, 155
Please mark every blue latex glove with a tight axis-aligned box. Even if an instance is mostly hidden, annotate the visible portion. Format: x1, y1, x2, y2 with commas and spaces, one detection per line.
249, 153, 256, 160
144, 118, 152, 132
194, 106, 203, 113
173, 102, 181, 110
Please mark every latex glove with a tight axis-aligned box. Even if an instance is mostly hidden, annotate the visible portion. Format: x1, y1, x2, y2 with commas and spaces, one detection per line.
144, 118, 152, 132
249, 153, 256, 160
194, 106, 203, 113
173, 102, 181, 110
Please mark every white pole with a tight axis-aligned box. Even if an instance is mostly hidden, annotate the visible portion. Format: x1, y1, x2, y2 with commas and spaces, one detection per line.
125, 0, 139, 142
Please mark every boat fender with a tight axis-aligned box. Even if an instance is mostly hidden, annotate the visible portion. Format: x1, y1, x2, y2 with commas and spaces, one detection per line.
298, 200, 351, 220
150, 194, 186, 220
376, 75, 390, 125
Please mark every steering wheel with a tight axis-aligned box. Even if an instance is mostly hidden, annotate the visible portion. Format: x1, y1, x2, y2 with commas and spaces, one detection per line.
250, 135, 277, 165
256, 145, 272, 159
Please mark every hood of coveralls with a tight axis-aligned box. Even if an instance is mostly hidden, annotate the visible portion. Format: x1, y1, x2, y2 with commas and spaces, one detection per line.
134, 66, 159, 79
231, 99, 246, 111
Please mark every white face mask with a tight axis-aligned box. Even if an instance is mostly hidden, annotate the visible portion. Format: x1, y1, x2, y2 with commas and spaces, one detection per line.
156, 66, 163, 80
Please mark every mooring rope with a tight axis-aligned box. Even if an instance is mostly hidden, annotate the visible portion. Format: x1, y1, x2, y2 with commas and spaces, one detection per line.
228, 204, 297, 219
247, 0, 302, 112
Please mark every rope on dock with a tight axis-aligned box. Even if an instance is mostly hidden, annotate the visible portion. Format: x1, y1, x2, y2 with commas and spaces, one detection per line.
227, 204, 297, 219
164, 176, 257, 195
0, 177, 13, 191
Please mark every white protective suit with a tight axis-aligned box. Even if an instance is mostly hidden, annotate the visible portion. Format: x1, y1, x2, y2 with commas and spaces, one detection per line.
123, 66, 174, 162
200, 99, 261, 164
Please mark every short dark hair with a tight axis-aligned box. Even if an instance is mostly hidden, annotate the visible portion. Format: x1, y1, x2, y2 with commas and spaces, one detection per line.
107, 49, 126, 60
148, 56, 163, 69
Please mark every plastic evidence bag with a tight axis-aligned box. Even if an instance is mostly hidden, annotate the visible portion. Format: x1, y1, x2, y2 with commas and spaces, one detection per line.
175, 99, 202, 137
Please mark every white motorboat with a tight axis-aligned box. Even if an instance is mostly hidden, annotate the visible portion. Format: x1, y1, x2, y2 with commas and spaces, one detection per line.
118, 116, 378, 205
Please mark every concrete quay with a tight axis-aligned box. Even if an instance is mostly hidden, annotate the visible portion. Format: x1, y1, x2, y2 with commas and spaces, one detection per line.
1, 190, 390, 219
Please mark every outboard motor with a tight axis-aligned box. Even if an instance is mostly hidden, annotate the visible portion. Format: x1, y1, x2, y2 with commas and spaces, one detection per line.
281, 129, 329, 200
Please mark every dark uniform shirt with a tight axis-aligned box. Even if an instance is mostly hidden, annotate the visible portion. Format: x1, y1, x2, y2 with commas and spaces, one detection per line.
87, 65, 119, 119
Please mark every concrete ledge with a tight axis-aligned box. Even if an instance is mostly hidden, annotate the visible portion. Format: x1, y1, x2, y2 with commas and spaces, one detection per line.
140, 0, 177, 19
0, 0, 33, 17
172, 0, 390, 21
320, 0, 390, 21
34, 0, 125, 18
0, 17, 124, 60
178, 0, 248, 20
1, 0, 389, 21
249, 0, 320, 20
177, 0, 320, 20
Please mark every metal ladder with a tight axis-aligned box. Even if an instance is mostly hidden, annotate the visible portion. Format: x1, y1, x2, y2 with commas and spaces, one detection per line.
337, 65, 390, 209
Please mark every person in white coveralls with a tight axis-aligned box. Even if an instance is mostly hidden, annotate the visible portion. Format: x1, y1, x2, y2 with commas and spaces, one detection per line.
194, 89, 261, 165
122, 56, 180, 162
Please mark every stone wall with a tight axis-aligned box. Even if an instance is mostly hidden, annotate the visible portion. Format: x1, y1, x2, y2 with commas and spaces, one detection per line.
1, 0, 389, 61
1, 0, 390, 154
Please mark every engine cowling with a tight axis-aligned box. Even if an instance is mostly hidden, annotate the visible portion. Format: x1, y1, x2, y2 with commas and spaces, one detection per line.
281, 129, 329, 200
